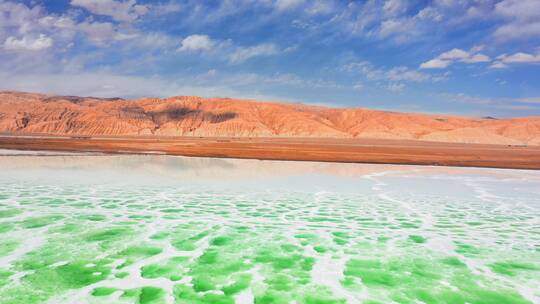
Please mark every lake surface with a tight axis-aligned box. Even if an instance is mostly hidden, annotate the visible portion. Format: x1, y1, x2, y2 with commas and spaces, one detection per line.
0, 153, 539, 304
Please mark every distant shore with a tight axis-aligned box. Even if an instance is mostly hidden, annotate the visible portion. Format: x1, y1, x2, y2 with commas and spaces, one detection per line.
0, 134, 539, 170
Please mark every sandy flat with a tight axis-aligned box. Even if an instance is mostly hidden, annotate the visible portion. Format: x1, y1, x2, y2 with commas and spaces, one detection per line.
0, 135, 539, 170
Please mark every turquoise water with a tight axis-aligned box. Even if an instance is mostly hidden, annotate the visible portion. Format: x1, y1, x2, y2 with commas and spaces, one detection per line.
0, 153, 539, 303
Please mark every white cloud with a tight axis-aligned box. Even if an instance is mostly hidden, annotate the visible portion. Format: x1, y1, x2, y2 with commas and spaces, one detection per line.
0, 1, 44, 35
440, 93, 494, 106
420, 48, 490, 69
229, 43, 279, 63
424, 48, 540, 70
344, 61, 443, 93
0, 1, 149, 50
420, 58, 450, 69
438, 48, 470, 60
493, 20, 540, 41
383, 0, 407, 17
345, 61, 436, 83
463, 53, 490, 63
515, 97, 540, 104
439, 92, 540, 112
305, 1, 335, 15
0, 70, 333, 103
77, 21, 138, 46
275, 0, 305, 11
470, 45, 485, 53
491, 51, 540, 68
214, 72, 341, 89
3, 34, 53, 51
499, 52, 540, 63
494, 0, 540, 21
177, 34, 286, 63
378, 18, 416, 39
150, 1, 182, 16
493, 0, 540, 40
133, 32, 178, 50
176, 0, 260, 25
70, 0, 148, 22
179, 35, 215, 52
0, 71, 235, 99
386, 83, 405, 92
489, 62, 507, 69
385, 66, 431, 82
416, 6, 443, 22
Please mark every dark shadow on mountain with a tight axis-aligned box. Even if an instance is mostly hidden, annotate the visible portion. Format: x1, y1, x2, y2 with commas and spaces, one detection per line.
43, 95, 124, 104
121, 106, 237, 126
207, 112, 237, 123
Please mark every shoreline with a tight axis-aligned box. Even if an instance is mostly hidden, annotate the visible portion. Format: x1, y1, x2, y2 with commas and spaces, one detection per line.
1, 135, 539, 170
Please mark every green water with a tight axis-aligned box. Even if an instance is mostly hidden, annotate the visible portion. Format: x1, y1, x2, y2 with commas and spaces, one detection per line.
0, 154, 539, 303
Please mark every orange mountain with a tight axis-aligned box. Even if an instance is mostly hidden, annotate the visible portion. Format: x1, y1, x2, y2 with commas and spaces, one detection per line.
1, 91, 539, 145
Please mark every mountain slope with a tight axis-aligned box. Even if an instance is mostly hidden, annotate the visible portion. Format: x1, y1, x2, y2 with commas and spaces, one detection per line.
1, 91, 539, 145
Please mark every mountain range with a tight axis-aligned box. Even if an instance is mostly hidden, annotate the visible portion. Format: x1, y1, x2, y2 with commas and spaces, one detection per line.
1, 91, 539, 146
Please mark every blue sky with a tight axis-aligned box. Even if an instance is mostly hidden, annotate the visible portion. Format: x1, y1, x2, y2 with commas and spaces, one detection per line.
1, 0, 539, 117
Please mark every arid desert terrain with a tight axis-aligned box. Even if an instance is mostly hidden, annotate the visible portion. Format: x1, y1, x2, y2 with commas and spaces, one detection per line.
1, 91, 540, 169
1, 91, 540, 145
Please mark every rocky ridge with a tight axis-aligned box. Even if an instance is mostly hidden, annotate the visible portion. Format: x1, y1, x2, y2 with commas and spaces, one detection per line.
1, 91, 539, 145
